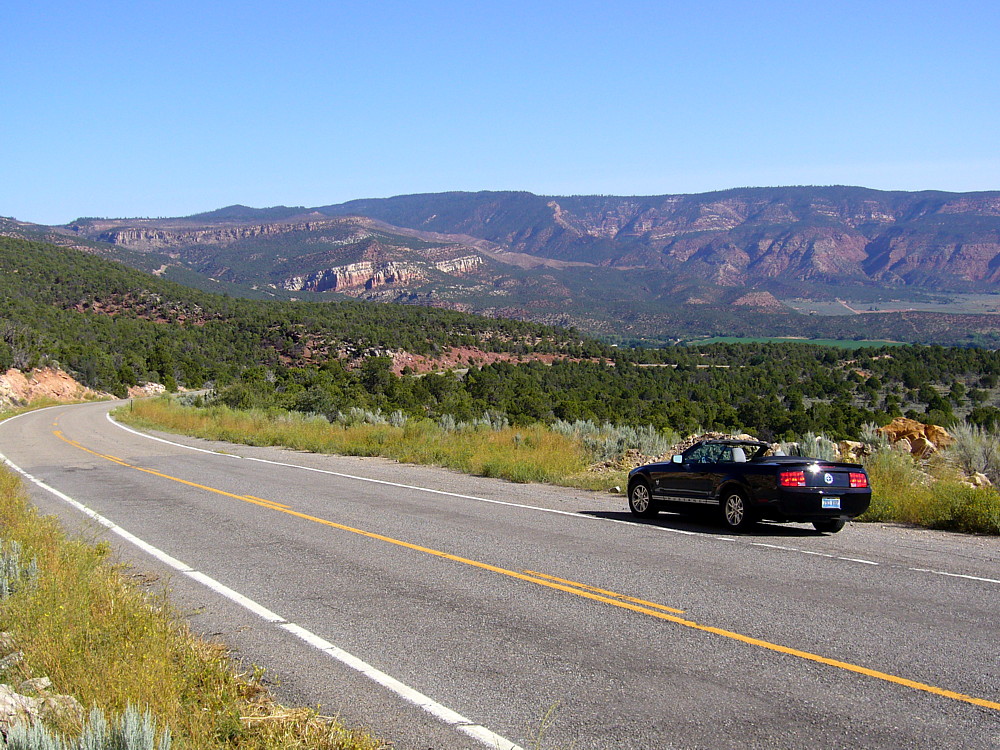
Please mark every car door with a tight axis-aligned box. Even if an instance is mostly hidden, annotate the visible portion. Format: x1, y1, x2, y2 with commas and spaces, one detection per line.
653, 444, 718, 503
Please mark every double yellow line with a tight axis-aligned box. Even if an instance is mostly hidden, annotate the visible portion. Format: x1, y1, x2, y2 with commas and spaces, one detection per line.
55, 428, 1000, 713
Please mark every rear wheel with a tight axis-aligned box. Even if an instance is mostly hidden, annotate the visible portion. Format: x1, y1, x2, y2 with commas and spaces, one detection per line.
813, 518, 846, 533
628, 481, 658, 518
719, 489, 756, 532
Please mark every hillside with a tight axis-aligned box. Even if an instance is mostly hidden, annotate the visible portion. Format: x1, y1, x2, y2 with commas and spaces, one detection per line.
318, 187, 1000, 288
0, 236, 599, 397
7, 186, 1000, 345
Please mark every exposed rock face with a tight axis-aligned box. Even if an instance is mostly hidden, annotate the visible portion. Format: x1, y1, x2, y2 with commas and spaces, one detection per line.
77, 217, 373, 251
282, 254, 483, 294
283, 261, 424, 292
317, 188, 1000, 291
431, 255, 483, 275
0, 368, 104, 408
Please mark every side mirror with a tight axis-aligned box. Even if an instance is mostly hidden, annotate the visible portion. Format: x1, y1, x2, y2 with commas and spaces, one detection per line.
671, 454, 683, 464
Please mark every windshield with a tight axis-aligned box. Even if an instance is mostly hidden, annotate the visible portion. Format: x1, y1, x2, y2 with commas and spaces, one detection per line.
683, 442, 766, 464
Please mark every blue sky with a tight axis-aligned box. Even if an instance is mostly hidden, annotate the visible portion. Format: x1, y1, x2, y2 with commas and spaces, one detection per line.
3, 0, 998, 224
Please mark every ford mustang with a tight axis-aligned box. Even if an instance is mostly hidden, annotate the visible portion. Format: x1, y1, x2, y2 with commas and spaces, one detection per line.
627, 438, 871, 533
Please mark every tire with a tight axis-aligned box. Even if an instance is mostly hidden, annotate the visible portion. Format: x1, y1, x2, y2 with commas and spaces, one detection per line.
628, 481, 658, 518
813, 518, 846, 533
719, 489, 756, 532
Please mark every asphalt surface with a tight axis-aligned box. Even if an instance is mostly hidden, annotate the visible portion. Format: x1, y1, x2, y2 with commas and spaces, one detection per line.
1, 400, 998, 749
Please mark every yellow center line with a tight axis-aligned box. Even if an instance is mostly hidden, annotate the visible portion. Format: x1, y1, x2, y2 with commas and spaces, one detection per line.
56, 430, 1000, 713
523, 570, 686, 614
244, 495, 292, 509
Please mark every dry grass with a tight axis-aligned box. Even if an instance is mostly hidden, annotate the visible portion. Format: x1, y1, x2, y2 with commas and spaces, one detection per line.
120, 399, 621, 491
862, 448, 1000, 534
121, 398, 1000, 534
0, 465, 385, 749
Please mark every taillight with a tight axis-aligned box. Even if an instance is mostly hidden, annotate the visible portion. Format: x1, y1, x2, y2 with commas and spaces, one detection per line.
850, 472, 868, 488
779, 470, 807, 487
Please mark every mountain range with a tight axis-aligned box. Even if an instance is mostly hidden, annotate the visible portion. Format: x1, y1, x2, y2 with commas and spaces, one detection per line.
5, 185, 1000, 345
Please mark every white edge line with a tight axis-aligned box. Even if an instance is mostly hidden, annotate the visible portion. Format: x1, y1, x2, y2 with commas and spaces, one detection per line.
837, 557, 879, 566
909, 567, 1000, 585
107, 414, 729, 542
102, 414, 968, 573
103, 413, 1000, 584
0, 415, 525, 750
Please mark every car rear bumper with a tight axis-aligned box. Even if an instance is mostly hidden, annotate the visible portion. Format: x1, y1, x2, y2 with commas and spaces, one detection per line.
756, 487, 871, 522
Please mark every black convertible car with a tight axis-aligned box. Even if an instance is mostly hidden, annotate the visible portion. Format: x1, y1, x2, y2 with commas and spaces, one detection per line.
627, 438, 871, 533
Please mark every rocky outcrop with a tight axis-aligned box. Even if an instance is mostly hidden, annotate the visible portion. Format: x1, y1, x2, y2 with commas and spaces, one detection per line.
73, 217, 374, 252
878, 417, 954, 457
730, 291, 785, 310
431, 255, 483, 275
282, 255, 483, 294
282, 261, 425, 293
0, 635, 85, 736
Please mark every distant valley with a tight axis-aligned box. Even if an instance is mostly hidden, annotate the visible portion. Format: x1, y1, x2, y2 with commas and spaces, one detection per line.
5, 185, 1000, 346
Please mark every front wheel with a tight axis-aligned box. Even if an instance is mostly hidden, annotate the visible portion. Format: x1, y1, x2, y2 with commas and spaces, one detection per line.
719, 489, 756, 532
813, 518, 846, 533
628, 481, 658, 518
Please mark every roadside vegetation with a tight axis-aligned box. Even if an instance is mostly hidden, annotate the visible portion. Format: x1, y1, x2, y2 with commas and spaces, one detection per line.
0, 437, 385, 749
7, 222, 1000, 747
117, 398, 632, 491
858, 426, 1000, 534
118, 397, 1000, 536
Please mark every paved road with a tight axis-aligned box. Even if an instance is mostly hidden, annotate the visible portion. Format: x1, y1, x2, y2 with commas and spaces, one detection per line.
1, 401, 998, 749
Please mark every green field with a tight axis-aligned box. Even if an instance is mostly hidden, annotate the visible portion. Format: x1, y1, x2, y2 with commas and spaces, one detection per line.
687, 336, 907, 348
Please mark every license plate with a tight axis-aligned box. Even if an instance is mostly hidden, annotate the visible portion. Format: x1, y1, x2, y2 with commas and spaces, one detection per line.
822, 496, 841, 509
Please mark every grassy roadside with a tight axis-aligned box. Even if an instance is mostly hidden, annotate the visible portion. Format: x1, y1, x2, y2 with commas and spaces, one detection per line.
0, 411, 385, 748
116, 398, 628, 493
117, 397, 1000, 536
861, 448, 1000, 534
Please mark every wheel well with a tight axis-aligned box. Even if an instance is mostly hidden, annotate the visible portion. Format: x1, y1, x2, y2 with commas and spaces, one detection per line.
628, 476, 650, 492
716, 481, 750, 503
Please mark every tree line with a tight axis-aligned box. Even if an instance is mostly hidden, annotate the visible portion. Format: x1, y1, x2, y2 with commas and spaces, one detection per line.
4, 235, 1000, 439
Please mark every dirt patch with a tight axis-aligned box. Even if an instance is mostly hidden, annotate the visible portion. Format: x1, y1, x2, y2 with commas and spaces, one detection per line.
390, 346, 580, 375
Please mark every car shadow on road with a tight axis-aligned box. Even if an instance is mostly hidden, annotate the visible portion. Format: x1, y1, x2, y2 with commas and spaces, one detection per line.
580, 510, 826, 537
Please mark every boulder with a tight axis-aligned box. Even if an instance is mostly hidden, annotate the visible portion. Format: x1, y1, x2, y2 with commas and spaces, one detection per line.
909, 436, 936, 458
879, 418, 953, 457
0, 684, 39, 734
838, 440, 864, 462
893, 438, 913, 454
970, 472, 992, 488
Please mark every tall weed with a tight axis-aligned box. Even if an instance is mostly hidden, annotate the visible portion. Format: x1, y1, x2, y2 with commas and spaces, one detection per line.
781, 432, 838, 461
552, 420, 677, 462
862, 448, 935, 524
947, 421, 1000, 484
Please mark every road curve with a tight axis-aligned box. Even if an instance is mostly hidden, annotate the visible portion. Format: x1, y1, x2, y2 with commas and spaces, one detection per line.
1, 401, 998, 749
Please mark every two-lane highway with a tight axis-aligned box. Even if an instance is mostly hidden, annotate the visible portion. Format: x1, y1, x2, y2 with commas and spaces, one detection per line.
1, 401, 998, 748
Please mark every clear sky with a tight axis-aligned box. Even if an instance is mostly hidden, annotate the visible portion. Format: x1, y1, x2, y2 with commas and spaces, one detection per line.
3, 0, 998, 224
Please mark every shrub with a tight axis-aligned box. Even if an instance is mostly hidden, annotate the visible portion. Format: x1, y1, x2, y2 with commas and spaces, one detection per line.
3, 704, 172, 750
862, 447, 934, 524
859, 422, 889, 453
947, 421, 1000, 484
0, 540, 38, 599
551, 420, 677, 463
780, 432, 838, 461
